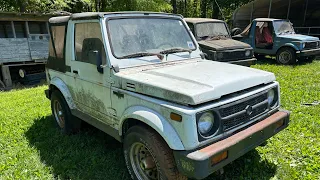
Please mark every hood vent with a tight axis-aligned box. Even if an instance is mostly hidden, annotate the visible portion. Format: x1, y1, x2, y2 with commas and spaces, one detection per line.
126, 82, 136, 91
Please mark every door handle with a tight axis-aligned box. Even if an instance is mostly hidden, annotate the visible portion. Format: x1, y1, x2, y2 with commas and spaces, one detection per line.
73, 70, 78, 74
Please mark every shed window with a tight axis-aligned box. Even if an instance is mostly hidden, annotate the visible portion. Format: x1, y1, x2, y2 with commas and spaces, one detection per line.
0, 21, 14, 38
14, 21, 27, 38
29, 21, 48, 34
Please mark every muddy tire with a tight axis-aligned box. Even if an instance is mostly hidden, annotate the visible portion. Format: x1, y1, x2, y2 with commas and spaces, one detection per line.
0, 80, 5, 91
51, 90, 81, 134
276, 47, 296, 65
124, 125, 187, 180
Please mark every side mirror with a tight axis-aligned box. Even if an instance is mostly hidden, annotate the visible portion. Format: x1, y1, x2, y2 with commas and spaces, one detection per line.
200, 52, 207, 59
89, 50, 103, 73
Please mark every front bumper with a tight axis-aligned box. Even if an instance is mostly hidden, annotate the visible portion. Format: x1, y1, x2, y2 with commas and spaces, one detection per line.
173, 110, 290, 179
298, 48, 320, 57
228, 58, 257, 67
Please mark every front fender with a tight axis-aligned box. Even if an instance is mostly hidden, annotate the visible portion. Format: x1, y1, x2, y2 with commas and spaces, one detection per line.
119, 106, 185, 150
281, 43, 300, 51
50, 77, 76, 109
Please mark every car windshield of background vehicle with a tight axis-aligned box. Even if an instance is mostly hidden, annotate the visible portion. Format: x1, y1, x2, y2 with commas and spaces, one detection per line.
107, 18, 196, 59
196, 22, 229, 40
274, 21, 295, 35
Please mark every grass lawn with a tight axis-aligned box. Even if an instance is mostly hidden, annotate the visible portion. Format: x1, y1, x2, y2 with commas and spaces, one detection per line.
0, 59, 319, 180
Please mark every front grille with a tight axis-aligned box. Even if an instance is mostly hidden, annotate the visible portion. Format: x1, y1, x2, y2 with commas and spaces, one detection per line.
305, 41, 319, 49
220, 50, 247, 61
218, 92, 269, 131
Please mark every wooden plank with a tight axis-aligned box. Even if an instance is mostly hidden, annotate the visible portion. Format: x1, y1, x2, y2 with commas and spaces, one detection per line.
1, 65, 12, 88
0, 38, 31, 63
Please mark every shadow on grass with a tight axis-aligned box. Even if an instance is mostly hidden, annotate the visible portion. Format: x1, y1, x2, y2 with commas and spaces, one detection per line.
255, 56, 316, 66
205, 149, 277, 180
25, 116, 130, 180
26, 116, 277, 180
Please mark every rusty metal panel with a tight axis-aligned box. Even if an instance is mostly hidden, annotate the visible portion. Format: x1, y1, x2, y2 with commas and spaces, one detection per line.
0, 38, 31, 63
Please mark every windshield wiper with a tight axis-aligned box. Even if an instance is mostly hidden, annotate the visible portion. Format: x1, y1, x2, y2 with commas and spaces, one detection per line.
160, 47, 192, 55
121, 52, 164, 60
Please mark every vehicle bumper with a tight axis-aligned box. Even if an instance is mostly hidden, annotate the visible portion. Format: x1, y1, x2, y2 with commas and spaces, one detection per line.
228, 58, 257, 67
298, 48, 320, 57
173, 110, 290, 179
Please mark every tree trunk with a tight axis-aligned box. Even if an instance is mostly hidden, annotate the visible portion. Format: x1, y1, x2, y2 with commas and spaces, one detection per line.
172, 0, 177, 14
201, 0, 207, 18
18, 0, 26, 12
193, 0, 199, 17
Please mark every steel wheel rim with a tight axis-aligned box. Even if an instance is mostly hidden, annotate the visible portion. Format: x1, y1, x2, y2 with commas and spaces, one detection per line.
53, 100, 65, 128
129, 142, 158, 180
279, 50, 292, 64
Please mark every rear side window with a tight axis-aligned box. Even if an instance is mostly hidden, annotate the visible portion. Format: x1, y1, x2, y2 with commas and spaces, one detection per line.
14, 21, 27, 38
74, 22, 104, 65
47, 24, 67, 72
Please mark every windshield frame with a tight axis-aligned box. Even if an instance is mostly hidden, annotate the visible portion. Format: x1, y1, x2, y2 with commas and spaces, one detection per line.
105, 16, 198, 59
194, 21, 231, 40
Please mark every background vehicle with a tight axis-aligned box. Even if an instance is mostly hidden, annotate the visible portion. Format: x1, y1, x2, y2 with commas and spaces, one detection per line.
45, 12, 289, 180
233, 18, 320, 65
185, 18, 256, 67
0, 12, 51, 90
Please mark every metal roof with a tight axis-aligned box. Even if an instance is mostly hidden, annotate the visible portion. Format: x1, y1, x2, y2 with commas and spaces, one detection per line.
49, 11, 182, 24
184, 18, 224, 24
254, 18, 282, 21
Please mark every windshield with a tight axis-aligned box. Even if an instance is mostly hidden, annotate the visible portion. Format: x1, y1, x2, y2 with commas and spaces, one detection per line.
196, 22, 229, 39
107, 18, 196, 59
273, 20, 295, 35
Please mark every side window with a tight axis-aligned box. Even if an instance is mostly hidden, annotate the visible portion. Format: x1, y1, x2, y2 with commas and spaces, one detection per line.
14, 21, 27, 38
74, 22, 105, 65
0, 21, 14, 38
29, 21, 48, 34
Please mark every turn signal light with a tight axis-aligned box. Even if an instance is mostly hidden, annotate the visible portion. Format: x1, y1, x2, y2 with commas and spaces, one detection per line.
211, 151, 228, 166
170, 112, 182, 122
275, 119, 285, 129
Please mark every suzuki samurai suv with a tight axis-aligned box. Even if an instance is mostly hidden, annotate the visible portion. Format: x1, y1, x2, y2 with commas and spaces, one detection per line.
233, 18, 320, 65
45, 12, 290, 180
185, 18, 256, 67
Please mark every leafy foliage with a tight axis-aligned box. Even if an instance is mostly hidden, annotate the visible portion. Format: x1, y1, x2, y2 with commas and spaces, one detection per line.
0, 0, 252, 22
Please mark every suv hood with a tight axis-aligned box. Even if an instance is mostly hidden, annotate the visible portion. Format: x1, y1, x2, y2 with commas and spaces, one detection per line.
198, 38, 251, 51
116, 59, 275, 105
278, 34, 319, 41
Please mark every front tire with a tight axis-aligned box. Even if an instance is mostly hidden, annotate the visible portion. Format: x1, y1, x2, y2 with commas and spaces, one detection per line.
124, 125, 187, 180
51, 90, 81, 134
276, 47, 296, 65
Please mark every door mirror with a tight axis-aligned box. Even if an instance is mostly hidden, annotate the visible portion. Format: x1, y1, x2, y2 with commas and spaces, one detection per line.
89, 50, 103, 73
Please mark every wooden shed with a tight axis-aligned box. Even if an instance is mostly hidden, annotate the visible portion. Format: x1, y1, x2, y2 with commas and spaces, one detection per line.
0, 12, 55, 90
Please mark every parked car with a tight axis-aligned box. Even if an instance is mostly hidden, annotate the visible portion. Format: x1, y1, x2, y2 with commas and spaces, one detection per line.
185, 18, 256, 67
45, 12, 290, 180
233, 18, 320, 65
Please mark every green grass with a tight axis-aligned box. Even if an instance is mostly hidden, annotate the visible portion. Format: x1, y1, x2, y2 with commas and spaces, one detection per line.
1, 59, 320, 180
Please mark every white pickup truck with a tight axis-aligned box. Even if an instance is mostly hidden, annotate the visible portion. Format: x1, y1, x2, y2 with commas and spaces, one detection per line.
45, 12, 290, 180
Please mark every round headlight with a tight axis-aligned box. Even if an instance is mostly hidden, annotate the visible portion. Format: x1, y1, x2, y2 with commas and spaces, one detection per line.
217, 52, 223, 59
267, 89, 275, 106
245, 50, 251, 57
198, 112, 214, 135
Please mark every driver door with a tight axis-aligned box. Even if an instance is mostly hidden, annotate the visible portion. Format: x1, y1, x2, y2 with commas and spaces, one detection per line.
69, 21, 116, 126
